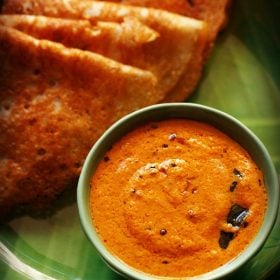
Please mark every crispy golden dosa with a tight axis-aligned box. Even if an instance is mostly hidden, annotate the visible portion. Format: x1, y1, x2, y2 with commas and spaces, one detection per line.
0, 25, 159, 215
0, 14, 159, 47
0, 14, 204, 100
95, 0, 231, 42
1, 0, 207, 101
93, 0, 231, 101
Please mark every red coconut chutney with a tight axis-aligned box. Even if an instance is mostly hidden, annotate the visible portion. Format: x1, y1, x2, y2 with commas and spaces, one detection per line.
90, 119, 267, 277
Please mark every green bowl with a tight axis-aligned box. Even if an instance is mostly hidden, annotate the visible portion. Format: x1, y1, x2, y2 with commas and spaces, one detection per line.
77, 103, 279, 280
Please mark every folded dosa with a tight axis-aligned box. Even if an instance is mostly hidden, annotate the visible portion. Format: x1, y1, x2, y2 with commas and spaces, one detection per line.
93, 0, 231, 101
0, 14, 159, 47
0, 26, 159, 215
1, 0, 207, 101
97, 0, 231, 42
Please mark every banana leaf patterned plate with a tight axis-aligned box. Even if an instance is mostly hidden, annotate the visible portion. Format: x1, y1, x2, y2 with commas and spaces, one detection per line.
1, 0, 280, 279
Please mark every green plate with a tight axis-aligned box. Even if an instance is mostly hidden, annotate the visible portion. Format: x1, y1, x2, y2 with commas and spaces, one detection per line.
1, 0, 280, 279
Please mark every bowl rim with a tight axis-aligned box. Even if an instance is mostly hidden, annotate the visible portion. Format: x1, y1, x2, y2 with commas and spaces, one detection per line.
77, 102, 279, 280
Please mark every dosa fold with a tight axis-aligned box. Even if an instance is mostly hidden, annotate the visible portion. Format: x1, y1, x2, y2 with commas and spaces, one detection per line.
0, 26, 158, 214
1, 0, 207, 100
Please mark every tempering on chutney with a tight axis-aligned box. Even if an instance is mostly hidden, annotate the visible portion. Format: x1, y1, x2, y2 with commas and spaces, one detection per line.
90, 119, 267, 277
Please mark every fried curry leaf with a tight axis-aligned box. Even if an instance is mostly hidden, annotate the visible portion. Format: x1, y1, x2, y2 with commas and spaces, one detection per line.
227, 204, 249, 227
